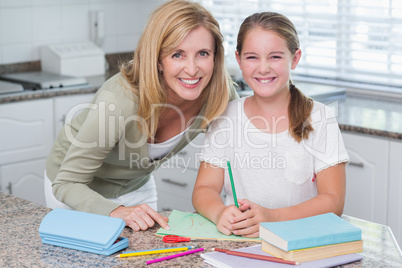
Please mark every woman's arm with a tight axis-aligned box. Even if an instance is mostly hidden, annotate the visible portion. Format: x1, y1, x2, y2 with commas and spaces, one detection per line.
231, 163, 346, 237
192, 161, 243, 235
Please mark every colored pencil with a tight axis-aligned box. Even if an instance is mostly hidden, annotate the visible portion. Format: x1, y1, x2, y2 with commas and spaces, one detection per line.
146, 248, 204, 265
227, 161, 238, 208
116, 246, 195, 258
212, 248, 299, 265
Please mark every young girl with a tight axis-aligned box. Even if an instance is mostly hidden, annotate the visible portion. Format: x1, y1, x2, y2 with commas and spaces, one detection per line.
192, 12, 349, 238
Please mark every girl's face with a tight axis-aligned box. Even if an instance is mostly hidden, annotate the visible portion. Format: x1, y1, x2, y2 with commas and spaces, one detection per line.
159, 26, 215, 105
236, 28, 301, 99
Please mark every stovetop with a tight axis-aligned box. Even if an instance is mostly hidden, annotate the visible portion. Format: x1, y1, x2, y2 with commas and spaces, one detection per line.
0, 80, 24, 95
0, 71, 88, 90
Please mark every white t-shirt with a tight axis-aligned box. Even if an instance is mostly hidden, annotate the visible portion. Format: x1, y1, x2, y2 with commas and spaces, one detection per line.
148, 129, 187, 159
199, 97, 349, 209
148, 129, 188, 160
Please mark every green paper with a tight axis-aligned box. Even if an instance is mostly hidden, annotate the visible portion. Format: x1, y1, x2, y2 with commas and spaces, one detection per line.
156, 210, 260, 242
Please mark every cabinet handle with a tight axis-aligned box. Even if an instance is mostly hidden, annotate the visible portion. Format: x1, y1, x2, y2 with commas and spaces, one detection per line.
60, 115, 66, 125
161, 178, 187, 187
7, 182, 12, 194
349, 161, 364, 167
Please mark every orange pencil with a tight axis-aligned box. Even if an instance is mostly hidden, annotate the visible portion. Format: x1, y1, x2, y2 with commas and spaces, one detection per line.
212, 248, 299, 265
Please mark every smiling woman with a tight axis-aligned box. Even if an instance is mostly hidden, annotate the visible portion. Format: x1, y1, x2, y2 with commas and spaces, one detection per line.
44, 0, 238, 232
159, 26, 215, 106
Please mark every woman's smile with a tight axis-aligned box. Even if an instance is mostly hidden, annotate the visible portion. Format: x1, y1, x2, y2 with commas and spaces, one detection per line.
160, 26, 215, 103
179, 77, 202, 88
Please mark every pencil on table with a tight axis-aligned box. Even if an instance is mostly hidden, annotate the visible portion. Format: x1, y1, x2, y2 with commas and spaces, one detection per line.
116, 246, 195, 258
212, 248, 299, 265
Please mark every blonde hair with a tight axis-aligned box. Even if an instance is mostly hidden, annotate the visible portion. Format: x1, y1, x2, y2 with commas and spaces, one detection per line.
121, 0, 233, 138
236, 12, 313, 142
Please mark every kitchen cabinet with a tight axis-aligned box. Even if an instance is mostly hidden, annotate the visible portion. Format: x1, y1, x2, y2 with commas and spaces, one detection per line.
342, 132, 389, 225
388, 140, 402, 247
0, 99, 53, 206
0, 158, 47, 206
0, 94, 95, 206
153, 133, 205, 212
53, 94, 94, 136
0, 99, 53, 165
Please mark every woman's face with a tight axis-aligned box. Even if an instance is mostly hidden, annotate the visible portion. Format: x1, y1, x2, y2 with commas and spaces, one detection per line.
159, 26, 215, 105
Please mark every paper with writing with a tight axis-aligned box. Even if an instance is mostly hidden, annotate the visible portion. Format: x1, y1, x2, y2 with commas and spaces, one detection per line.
156, 210, 260, 242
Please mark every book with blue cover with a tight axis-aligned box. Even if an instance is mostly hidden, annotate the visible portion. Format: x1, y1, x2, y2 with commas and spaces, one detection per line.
259, 213, 362, 251
39, 208, 129, 255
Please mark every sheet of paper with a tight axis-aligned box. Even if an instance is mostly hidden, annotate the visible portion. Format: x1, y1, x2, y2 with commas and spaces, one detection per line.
156, 210, 260, 242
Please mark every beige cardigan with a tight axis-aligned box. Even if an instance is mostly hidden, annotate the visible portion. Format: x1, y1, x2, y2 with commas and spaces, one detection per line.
46, 73, 237, 216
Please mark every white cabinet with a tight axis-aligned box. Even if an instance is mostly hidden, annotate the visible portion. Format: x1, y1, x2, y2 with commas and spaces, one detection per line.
342, 132, 389, 225
53, 93, 94, 136
0, 99, 53, 206
388, 140, 402, 246
154, 133, 205, 212
0, 93, 95, 206
0, 158, 47, 206
0, 99, 53, 165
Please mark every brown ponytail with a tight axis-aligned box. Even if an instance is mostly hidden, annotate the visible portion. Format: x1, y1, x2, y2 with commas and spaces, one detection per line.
288, 80, 314, 142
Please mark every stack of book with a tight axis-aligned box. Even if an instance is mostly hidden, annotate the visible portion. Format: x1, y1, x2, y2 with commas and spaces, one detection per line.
259, 213, 363, 263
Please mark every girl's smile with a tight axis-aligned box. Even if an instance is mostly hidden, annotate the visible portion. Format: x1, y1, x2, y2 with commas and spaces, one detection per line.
236, 27, 300, 100
255, 77, 276, 84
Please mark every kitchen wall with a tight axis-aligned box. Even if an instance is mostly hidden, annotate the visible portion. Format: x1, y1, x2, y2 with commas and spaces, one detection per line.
0, 0, 164, 65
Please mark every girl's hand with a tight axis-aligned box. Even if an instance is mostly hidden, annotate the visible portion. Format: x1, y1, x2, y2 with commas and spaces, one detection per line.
230, 199, 274, 238
215, 205, 243, 236
110, 204, 170, 231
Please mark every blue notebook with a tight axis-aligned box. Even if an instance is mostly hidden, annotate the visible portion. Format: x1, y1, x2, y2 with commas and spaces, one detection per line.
259, 213, 362, 251
39, 208, 129, 255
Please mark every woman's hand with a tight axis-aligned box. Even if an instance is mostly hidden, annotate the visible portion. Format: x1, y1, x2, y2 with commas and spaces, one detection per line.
109, 204, 170, 231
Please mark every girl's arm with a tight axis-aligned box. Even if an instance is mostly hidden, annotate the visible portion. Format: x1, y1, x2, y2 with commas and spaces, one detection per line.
231, 163, 346, 237
192, 161, 243, 235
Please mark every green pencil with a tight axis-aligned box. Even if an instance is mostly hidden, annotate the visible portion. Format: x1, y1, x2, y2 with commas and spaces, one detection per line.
227, 161, 238, 208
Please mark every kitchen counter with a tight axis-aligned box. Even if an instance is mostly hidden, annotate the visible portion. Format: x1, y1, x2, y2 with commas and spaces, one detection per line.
337, 95, 402, 139
1, 192, 401, 267
238, 81, 402, 140
1, 72, 402, 140
0, 74, 107, 104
